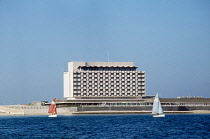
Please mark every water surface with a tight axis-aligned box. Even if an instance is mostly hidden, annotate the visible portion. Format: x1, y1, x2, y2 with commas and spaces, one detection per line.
0, 114, 210, 138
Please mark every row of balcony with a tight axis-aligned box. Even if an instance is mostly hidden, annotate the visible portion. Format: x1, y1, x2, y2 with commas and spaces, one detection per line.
74, 86, 145, 89
74, 74, 145, 77
74, 71, 145, 73
73, 94, 145, 97
73, 78, 145, 81
74, 84, 145, 87
73, 90, 145, 93
73, 81, 145, 84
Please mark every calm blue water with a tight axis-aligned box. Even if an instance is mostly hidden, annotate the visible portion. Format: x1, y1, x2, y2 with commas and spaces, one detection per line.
0, 114, 210, 139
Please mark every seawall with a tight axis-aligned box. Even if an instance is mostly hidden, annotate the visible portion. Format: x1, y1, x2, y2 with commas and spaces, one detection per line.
77, 106, 210, 112
0, 105, 210, 115
0, 105, 77, 115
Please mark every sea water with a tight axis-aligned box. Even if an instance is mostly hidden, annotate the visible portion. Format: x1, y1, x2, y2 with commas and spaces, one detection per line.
0, 114, 210, 139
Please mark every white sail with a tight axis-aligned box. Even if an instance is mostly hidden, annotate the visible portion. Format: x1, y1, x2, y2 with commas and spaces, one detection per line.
158, 101, 164, 114
152, 93, 164, 114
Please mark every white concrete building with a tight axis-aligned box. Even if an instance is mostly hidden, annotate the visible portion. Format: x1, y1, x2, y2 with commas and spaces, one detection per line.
64, 62, 146, 99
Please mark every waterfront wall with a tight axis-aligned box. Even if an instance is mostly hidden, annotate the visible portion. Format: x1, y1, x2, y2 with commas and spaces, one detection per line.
0, 105, 77, 115
163, 106, 210, 111
77, 106, 210, 112
24, 107, 77, 115
0, 106, 24, 115
1, 104, 209, 115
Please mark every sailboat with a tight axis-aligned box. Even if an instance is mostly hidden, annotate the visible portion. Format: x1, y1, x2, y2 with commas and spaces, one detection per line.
48, 98, 57, 117
152, 93, 165, 117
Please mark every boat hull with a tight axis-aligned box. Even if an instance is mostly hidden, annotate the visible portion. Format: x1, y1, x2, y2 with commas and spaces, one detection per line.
153, 114, 165, 117
48, 115, 57, 118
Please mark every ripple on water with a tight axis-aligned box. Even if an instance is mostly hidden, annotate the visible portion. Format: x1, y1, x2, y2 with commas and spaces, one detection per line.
0, 114, 210, 138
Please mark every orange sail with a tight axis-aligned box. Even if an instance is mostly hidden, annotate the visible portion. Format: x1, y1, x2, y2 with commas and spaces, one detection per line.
48, 98, 57, 114
52, 107, 57, 114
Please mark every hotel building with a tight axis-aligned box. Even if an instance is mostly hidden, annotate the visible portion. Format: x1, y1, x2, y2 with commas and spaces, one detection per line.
63, 62, 146, 99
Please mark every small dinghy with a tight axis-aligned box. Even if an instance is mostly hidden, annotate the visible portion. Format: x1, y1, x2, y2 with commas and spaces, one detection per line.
48, 98, 57, 118
152, 93, 165, 117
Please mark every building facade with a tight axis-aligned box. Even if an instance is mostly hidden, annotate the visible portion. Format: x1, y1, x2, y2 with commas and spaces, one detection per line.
64, 62, 146, 98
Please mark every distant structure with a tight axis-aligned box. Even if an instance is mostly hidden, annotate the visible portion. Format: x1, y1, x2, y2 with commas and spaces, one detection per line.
177, 96, 204, 99
63, 62, 146, 99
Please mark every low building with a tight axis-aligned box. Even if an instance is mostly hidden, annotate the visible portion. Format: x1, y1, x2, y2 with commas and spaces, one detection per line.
54, 97, 210, 113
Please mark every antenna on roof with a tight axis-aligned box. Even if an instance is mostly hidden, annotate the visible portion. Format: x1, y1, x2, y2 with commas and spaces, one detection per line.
108, 51, 110, 62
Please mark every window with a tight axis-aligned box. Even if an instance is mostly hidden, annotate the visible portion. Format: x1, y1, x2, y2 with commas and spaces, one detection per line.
74, 85, 81, 88
74, 72, 80, 75
138, 77, 144, 79
74, 89, 80, 91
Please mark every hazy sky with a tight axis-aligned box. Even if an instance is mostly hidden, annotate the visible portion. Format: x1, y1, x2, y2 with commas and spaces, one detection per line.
0, 0, 209, 105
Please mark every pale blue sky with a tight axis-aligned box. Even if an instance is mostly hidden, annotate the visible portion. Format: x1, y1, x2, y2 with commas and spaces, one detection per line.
0, 0, 209, 104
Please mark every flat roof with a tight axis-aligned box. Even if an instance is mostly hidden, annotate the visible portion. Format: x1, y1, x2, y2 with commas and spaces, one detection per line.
71, 62, 136, 67
78, 66, 138, 68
